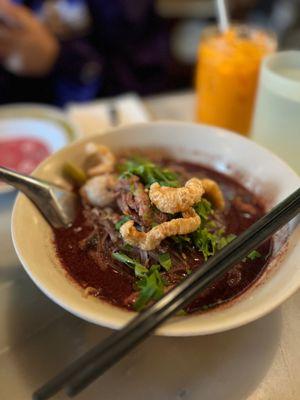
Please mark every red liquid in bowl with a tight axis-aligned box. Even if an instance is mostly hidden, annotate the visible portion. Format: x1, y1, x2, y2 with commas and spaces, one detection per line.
0, 138, 50, 180
53, 158, 273, 314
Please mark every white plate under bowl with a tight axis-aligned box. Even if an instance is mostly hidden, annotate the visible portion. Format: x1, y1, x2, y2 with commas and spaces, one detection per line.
11, 122, 300, 336
0, 104, 79, 194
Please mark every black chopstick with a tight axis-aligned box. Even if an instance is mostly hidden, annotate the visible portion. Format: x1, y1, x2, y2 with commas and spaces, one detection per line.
33, 187, 300, 400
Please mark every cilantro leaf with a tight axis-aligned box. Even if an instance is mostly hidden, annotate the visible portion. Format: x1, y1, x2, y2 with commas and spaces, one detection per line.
194, 199, 213, 220
192, 227, 236, 261
193, 199, 228, 260
246, 250, 262, 261
134, 265, 164, 311
115, 215, 132, 231
112, 252, 148, 277
112, 253, 168, 311
122, 243, 133, 252
192, 228, 217, 260
217, 233, 237, 250
117, 156, 179, 188
158, 253, 172, 271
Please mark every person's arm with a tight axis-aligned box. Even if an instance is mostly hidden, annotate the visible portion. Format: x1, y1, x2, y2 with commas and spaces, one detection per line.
0, 1, 102, 105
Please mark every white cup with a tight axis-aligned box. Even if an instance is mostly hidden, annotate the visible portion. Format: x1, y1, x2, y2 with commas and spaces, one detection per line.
252, 50, 300, 175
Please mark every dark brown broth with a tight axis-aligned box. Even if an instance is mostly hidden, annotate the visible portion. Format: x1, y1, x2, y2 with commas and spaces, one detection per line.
53, 159, 272, 313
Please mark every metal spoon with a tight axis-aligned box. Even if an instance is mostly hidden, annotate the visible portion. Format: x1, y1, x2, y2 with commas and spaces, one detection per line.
0, 166, 77, 228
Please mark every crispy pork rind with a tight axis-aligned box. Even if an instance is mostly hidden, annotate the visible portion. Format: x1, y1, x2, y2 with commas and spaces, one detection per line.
149, 178, 204, 214
120, 208, 200, 251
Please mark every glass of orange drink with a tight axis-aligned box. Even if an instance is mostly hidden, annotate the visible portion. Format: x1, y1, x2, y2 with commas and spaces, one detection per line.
195, 25, 277, 136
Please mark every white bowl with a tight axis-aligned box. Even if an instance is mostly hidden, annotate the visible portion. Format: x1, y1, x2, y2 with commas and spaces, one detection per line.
11, 122, 300, 336
0, 104, 79, 194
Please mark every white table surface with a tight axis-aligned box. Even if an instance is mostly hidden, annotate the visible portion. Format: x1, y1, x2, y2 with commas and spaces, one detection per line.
0, 92, 299, 400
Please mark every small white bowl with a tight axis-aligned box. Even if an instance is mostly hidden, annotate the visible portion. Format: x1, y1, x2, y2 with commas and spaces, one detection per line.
11, 122, 300, 336
0, 104, 79, 194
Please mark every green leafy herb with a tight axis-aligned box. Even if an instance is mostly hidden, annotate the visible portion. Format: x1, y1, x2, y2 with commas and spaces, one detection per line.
217, 233, 237, 250
192, 228, 236, 261
158, 253, 172, 271
194, 199, 213, 221
193, 199, 236, 256
246, 250, 262, 261
117, 156, 179, 188
192, 228, 217, 260
112, 252, 148, 277
122, 243, 133, 252
113, 252, 169, 311
134, 265, 164, 311
115, 215, 132, 231
206, 220, 217, 229
193, 199, 229, 260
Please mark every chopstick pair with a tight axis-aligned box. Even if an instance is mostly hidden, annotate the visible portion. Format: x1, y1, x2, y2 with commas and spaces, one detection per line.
33, 187, 300, 400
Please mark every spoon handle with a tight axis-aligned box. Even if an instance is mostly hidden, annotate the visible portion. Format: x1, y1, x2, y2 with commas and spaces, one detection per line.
0, 166, 48, 194
0, 166, 76, 228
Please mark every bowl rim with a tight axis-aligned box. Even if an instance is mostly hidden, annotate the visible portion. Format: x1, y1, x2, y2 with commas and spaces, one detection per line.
11, 120, 300, 336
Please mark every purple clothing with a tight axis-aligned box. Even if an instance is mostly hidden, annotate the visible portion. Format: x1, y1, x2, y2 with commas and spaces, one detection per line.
0, 0, 171, 106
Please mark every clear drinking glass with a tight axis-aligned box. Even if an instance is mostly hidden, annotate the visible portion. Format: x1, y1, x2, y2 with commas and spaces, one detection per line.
252, 51, 300, 174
